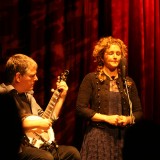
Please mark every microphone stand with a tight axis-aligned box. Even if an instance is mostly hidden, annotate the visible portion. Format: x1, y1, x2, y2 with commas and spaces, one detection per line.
123, 77, 135, 124
120, 58, 135, 124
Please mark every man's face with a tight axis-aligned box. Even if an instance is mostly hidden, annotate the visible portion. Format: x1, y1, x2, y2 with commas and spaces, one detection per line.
17, 66, 38, 93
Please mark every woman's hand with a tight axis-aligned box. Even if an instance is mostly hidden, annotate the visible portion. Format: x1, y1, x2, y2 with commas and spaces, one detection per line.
92, 113, 134, 127
117, 115, 133, 126
103, 115, 120, 126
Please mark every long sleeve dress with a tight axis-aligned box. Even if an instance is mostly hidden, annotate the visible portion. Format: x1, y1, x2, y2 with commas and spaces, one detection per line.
76, 72, 143, 160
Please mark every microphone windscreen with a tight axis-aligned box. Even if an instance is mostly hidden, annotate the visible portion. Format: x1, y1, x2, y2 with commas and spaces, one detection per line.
122, 65, 126, 80
120, 57, 127, 67
120, 58, 127, 80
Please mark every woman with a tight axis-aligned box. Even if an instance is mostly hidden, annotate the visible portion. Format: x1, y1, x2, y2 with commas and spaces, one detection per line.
76, 36, 143, 160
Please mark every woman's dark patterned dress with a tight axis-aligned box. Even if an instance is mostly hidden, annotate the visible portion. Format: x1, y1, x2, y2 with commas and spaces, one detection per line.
76, 72, 143, 160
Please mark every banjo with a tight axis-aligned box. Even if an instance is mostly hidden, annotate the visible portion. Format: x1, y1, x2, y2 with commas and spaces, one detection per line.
24, 70, 69, 150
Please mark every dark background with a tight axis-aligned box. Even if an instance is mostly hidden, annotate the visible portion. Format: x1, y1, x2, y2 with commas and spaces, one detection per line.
0, 0, 159, 150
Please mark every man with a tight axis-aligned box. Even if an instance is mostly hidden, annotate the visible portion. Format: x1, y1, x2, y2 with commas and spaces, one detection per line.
0, 53, 81, 160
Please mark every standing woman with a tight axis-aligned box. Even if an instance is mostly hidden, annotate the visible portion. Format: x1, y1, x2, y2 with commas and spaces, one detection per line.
76, 36, 143, 160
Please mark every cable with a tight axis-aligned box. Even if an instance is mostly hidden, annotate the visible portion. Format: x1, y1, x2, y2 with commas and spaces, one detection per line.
52, 141, 61, 160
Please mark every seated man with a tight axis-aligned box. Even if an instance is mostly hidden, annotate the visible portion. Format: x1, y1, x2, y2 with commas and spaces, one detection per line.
0, 53, 81, 160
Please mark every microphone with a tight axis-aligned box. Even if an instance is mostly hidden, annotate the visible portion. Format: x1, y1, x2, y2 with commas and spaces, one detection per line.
120, 58, 133, 121
120, 57, 127, 81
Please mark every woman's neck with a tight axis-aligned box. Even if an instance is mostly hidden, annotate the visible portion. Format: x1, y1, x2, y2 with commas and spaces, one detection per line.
103, 67, 118, 79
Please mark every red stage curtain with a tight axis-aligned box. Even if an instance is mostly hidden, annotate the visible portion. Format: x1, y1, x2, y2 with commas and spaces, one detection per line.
0, 0, 160, 148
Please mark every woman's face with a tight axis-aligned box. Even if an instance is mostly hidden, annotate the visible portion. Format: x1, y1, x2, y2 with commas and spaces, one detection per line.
103, 44, 122, 70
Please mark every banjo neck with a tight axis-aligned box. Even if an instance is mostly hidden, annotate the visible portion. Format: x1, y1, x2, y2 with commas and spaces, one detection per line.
42, 70, 69, 121
42, 89, 60, 121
